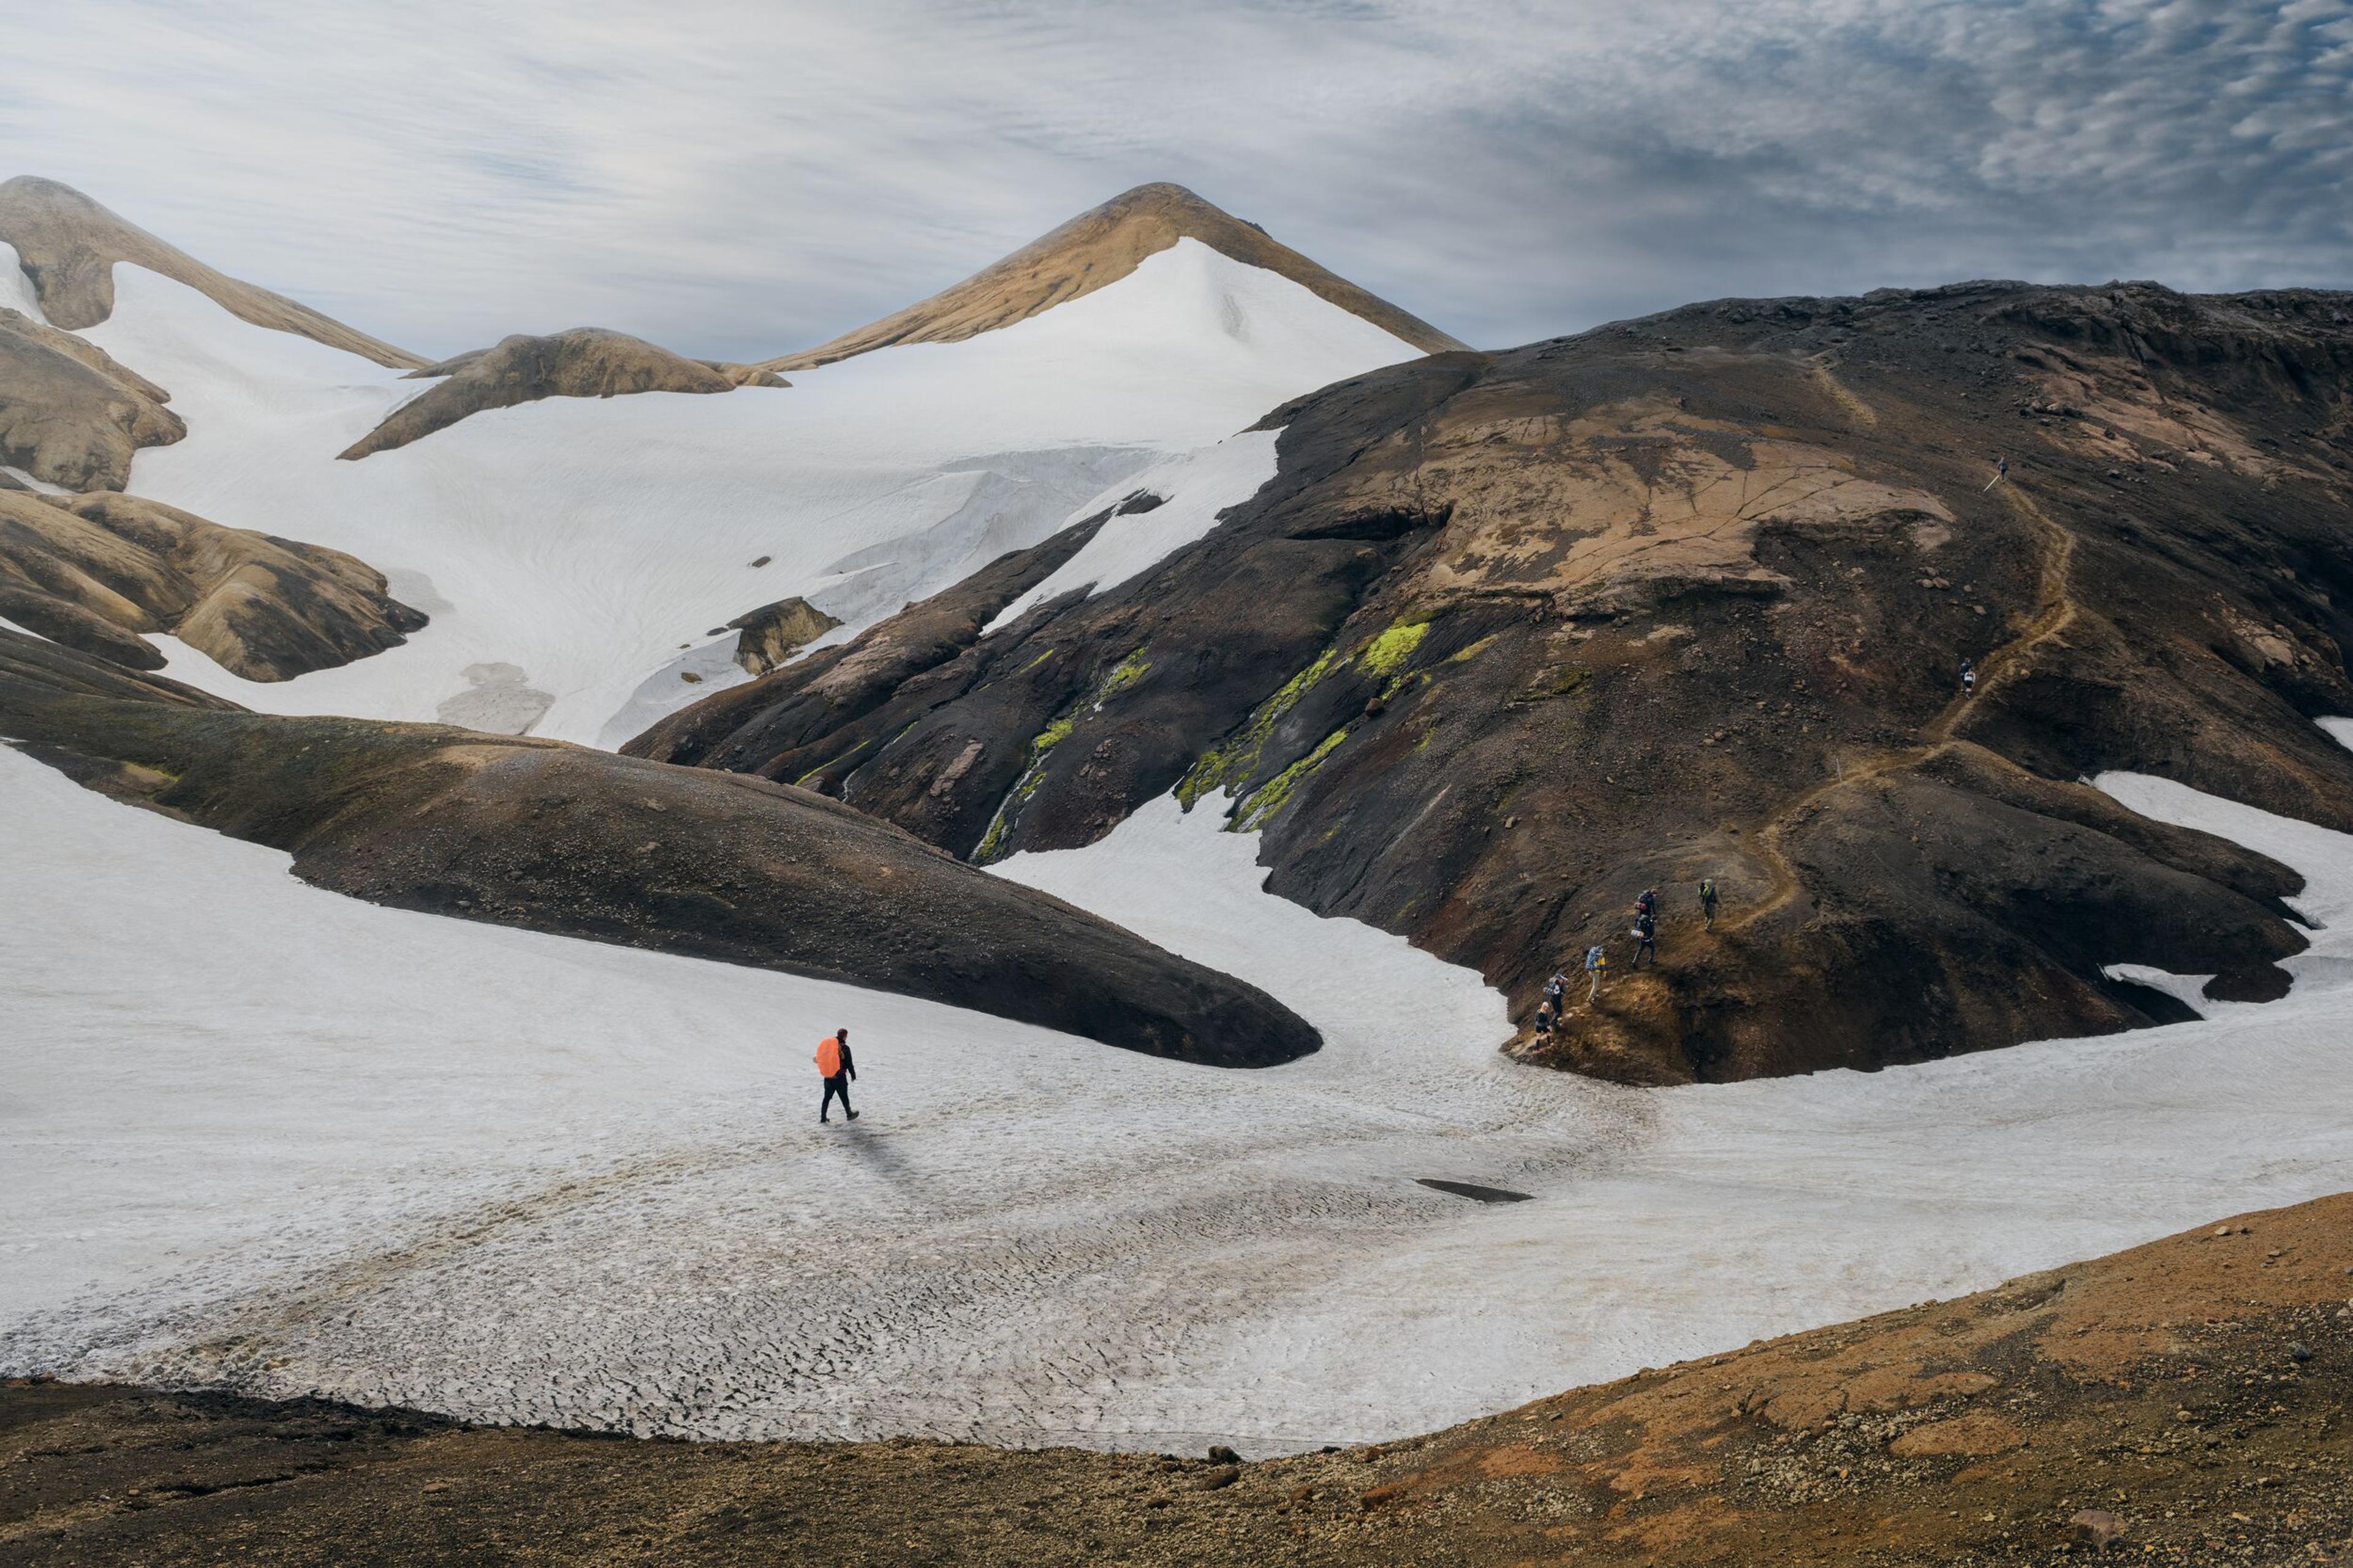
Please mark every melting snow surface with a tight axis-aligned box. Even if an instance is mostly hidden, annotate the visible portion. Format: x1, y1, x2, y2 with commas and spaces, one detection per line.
6, 745, 2352, 1453
981, 430, 1285, 634
17, 237, 1421, 746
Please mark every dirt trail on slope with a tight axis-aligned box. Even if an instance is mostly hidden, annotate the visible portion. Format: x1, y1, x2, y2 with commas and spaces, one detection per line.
5, 1194, 2346, 1567
1726, 475, 2084, 936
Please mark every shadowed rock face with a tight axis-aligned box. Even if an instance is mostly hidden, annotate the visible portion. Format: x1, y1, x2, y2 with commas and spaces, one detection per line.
0, 490, 426, 679
0, 176, 424, 368
0, 308, 184, 489
763, 182, 1468, 371
342, 328, 779, 458
727, 596, 841, 675
643, 280, 2353, 1083
0, 629, 1318, 1068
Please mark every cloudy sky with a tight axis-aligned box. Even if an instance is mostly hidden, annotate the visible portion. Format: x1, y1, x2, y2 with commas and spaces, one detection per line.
7, 1, 2349, 359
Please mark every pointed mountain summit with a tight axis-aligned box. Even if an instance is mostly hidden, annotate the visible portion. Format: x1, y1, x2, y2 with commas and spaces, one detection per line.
762, 182, 1467, 371
0, 176, 426, 369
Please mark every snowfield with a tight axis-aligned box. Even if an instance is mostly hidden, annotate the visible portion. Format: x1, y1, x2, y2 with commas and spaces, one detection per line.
5, 743, 2351, 1453
4, 236, 1419, 747
7, 232, 2353, 1454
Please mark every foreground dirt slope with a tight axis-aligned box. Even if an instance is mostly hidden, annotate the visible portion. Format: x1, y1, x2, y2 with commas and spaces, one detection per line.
4, 1195, 2346, 1566
0, 629, 1316, 1067
762, 181, 1467, 369
649, 280, 2353, 1083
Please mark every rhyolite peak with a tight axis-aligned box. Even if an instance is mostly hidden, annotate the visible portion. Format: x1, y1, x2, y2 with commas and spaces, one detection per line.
763, 181, 1467, 371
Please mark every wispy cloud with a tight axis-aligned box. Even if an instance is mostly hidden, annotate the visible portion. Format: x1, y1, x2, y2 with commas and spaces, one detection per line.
4, 1, 2347, 358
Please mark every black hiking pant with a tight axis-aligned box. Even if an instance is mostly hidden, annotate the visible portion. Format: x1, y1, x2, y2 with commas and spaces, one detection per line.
821, 1074, 854, 1121
1633, 938, 1656, 969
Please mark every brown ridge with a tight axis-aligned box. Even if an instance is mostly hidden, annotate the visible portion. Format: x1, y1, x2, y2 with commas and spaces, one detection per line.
762, 181, 1467, 371
0, 176, 426, 369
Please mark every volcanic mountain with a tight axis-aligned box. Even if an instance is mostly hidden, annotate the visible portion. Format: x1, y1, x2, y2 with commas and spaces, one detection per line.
762, 182, 1467, 371
637, 279, 2353, 1084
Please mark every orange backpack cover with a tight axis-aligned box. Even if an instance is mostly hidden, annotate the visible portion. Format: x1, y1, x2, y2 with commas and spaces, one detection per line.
815, 1036, 843, 1077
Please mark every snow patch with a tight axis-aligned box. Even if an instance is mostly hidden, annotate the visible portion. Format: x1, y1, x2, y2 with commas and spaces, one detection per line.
983, 430, 1284, 634
7, 753, 2353, 1450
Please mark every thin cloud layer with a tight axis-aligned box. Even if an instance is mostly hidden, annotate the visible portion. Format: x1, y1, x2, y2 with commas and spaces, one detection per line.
4, 1, 2347, 358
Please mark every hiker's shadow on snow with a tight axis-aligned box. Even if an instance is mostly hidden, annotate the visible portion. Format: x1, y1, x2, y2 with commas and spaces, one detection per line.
838, 1123, 913, 1189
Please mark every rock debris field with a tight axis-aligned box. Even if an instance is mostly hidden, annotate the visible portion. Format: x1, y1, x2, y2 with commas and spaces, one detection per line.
6, 742, 2353, 1453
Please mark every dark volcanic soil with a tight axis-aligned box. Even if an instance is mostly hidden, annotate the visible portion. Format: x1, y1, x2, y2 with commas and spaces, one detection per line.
639, 280, 2353, 1084
0, 629, 1317, 1067
6, 1195, 2346, 1567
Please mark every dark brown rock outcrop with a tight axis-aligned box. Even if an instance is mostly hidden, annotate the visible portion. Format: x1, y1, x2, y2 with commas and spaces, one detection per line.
0, 176, 424, 368
341, 328, 774, 458
646, 280, 2353, 1083
0, 306, 184, 489
763, 182, 1466, 371
0, 490, 425, 678
726, 596, 841, 675
0, 629, 1317, 1067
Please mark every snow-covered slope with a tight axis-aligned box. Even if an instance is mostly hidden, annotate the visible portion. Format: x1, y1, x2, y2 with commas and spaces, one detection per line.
20, 237, 1422, 744
6, 740, 2351, 1452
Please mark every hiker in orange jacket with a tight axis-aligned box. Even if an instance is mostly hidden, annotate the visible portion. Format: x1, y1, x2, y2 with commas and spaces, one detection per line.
817, 1027, 858, 1123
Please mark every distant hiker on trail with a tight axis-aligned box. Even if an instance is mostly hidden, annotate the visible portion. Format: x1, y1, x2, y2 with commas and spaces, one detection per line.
1960, 656, 1977, 699
817, 1027, 858, 1123
1698, 877, 1719, 931
1634, 887, 1658, 922
1982, 455, 2009, 493
1544, 969, 1569, 1014
1533, 999, 1556, 1045
1585, 943, 1608, 1001
1631, 912, 1658, 970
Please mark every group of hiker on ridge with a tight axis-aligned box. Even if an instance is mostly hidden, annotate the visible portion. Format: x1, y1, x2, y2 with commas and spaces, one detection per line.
808, 585, 2001, 1097
1530, 877, 1719, 1045
1520, 627, 1982, 1049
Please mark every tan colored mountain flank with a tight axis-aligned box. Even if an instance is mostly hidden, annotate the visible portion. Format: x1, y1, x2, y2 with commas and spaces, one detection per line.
339, 328, 780, 460
0, 306, 183, 489
0, 176, 425, 369
763, 182, 1467, 371
0, 489, 424, 678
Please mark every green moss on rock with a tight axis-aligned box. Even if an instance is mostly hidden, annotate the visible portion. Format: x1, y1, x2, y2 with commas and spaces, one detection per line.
1232, 726, 1349, 832
1176, 648, 1338, 808
1357, 619, 1430, 678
